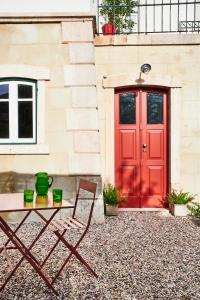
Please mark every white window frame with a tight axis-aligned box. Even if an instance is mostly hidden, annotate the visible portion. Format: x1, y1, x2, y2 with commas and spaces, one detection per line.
0, 64, 50, 154
0, 79, 36, 144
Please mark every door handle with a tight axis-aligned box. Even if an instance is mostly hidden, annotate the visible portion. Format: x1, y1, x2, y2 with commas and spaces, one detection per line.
142, 143, 147, 152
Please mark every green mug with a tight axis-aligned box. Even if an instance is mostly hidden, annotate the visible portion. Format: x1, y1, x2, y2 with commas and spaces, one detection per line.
24, 189, 34, 202
53, 189, 63, 203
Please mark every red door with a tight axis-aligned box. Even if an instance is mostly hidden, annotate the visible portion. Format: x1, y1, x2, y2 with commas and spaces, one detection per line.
115, 88, 168, 208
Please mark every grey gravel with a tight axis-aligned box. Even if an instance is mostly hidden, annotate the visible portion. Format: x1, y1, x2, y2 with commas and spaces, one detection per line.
1, 212, 200, 300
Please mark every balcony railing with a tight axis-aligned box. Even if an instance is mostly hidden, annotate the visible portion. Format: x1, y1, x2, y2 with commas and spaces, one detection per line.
97, 0, 200, 34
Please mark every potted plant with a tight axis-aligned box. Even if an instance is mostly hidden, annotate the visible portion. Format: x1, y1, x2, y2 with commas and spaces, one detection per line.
99, 0, 137, 35
167, 189, 196, 217
103, 183, 126, 216
187, 202, 200, 225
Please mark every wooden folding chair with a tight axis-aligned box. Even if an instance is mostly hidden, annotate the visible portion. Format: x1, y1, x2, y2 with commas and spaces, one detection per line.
44, 179, 98, 284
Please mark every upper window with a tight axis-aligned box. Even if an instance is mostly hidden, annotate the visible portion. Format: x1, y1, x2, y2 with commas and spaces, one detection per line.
0, 79, 36, 144
119, 93, 136, 124
147, 93, 163, 124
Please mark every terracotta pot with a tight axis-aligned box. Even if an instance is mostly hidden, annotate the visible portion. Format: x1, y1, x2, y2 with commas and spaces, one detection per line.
105, 204, 119, 216
102, 23, 116, 35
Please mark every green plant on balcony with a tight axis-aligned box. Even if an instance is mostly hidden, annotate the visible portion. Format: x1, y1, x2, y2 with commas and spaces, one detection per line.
100, 0, 137, 34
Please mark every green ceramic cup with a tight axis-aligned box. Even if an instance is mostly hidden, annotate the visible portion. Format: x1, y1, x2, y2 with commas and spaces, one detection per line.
24, 189, 34, 202
53, 189, 63, 203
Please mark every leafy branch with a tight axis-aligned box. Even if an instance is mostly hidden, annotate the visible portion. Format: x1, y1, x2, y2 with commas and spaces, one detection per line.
100, 0, 138, 33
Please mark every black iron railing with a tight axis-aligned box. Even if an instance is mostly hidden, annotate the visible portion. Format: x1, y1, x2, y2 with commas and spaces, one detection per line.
97, 0, 200, 34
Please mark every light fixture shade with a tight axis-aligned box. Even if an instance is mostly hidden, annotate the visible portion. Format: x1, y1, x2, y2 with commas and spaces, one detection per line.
140, 64, 151, 74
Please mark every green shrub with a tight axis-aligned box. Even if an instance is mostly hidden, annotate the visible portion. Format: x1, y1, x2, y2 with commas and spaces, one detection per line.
167, 189, 196, 205
187, 202, 200, 218
103, 183, 125, 206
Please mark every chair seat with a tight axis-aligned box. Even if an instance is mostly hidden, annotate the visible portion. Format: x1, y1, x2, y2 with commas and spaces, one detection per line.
49, 217, 87, 231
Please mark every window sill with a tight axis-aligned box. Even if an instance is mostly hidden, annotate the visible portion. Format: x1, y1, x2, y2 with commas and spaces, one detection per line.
0, 144, 49, 155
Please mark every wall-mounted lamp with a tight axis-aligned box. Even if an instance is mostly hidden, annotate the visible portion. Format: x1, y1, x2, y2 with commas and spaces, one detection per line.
140, 63, 151, 76
136, 64, 152, 84
136, 64, 151, 84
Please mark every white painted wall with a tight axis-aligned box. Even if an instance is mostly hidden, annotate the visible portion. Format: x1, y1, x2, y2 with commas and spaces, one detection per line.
0, 0, 96, 13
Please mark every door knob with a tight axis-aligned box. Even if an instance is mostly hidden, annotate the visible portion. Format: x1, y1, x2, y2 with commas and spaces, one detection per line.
142, 144, 147, 152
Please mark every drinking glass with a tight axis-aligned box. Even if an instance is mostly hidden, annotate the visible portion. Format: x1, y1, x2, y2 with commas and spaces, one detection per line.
53, 189, 63, 203
24, 189, 34, 202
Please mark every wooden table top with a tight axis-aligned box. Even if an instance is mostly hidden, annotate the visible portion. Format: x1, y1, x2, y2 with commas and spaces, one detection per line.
0, 193, 74, 212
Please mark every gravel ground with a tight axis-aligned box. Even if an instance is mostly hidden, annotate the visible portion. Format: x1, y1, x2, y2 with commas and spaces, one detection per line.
0, 212, 200, 300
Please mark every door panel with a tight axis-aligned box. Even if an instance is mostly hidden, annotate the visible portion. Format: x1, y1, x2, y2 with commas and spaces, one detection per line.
115, 89, 168, 208
120, 166, 140, 207
141, 166, 164, 194
147, 130, 164, 159
120, 130, 136, 160
149, 166, 164, 194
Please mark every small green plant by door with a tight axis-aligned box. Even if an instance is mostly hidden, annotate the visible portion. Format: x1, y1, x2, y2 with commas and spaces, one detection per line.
167, 189, 196, 217
103, 183, 121, 206
167, 189, 195, 205
103, 183, 127, 216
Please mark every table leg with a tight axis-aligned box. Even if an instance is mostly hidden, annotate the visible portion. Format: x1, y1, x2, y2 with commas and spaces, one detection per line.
0, 218, 58, 295
0, 218, 41, 266
2, 245, 12, 270
0, 208, 60, 295
0, 210, 31, 254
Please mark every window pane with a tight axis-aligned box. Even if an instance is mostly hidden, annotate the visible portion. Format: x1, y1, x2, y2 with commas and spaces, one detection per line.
18, 101, 33, 138
18, 84, 33, 99
147, 93, 163, 124
0, 84, 9, 99
119, 93, 136, 124
0, 102, 9, 138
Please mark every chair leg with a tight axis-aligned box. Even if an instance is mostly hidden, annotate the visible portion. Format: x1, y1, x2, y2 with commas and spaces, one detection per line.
54, 231, 98, 278
41, 229, 67, 268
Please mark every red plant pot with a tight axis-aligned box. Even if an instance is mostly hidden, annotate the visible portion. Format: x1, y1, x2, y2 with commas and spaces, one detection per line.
102, 23, 116, 35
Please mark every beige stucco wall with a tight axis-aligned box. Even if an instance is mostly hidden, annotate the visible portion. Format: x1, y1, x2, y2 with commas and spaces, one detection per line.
0, 20, 101, 176
95, 34, 200, 197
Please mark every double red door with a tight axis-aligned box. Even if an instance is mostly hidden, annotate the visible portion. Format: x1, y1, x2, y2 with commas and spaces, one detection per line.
115, 89, 168, 208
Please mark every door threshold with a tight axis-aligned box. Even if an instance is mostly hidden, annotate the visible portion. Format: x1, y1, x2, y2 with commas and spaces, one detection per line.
119, 208, 170, 215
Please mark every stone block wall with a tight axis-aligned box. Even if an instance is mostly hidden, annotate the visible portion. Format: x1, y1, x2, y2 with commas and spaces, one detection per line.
62, 21, 101, 175
0, 17, 104, 223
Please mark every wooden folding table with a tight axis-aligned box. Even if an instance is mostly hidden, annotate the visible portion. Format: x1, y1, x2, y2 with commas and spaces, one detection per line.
0, 193, 74, 295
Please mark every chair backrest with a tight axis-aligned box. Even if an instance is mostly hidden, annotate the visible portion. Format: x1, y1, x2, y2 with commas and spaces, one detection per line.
72, 179, 97, 228
79, 179, 97, 194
